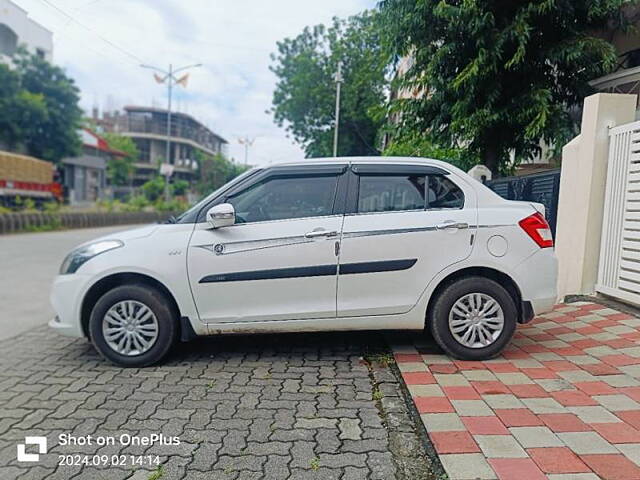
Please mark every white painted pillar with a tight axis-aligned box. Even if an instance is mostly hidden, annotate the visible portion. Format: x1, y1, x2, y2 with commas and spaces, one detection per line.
556, 93, 637, 299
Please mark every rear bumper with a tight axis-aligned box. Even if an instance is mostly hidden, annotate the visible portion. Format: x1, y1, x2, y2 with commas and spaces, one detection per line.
514, 248, 558, 322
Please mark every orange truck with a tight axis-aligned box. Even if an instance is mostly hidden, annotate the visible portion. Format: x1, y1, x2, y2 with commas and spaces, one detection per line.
0, 151, 63, 205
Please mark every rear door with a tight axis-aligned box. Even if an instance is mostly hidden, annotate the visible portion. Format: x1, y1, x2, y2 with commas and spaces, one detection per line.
337, 164, 477, 317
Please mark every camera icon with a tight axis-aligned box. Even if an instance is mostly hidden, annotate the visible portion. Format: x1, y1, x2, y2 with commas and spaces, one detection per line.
17, 437, 47, 462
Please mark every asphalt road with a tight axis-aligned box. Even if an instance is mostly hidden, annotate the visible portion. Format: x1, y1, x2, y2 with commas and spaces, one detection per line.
0, 225, 146, 341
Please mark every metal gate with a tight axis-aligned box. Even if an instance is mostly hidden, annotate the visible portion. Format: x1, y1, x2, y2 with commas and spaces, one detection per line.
596, 120, 640, 305
486, 168, 561, 237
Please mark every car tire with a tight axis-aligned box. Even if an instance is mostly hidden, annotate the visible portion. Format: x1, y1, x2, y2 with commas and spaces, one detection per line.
89, 284, 178, 367
429, 276, 517, 361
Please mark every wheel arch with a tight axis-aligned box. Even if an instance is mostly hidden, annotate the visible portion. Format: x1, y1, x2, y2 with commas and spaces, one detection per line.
424, 266, 524, 328
80, 272, 181, 339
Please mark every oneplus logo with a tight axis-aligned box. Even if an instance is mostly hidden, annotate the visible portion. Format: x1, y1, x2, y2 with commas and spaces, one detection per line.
17, 437, 47, 462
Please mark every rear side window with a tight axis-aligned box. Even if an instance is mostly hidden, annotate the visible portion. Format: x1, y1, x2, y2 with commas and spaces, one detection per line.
356, 174, 464, 213
358, 175, 426, 213
428, 175, 464, 209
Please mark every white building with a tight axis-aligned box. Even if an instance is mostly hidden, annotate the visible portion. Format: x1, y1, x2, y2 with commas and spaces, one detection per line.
0, 0, 52, 63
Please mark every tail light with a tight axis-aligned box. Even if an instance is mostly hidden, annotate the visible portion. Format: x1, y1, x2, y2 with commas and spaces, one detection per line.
519, 212, 553, 248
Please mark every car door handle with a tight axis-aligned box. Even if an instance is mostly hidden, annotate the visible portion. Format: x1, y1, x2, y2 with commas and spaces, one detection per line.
305, 229, 338, 238
436, 221, 469, 231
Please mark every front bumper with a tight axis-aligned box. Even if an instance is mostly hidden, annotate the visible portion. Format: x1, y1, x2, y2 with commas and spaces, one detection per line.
49, 273, 91, 338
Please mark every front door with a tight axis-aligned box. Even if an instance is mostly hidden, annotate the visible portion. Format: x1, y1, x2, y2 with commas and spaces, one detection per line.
337, 164, 477, 317
187, 166, 345, 323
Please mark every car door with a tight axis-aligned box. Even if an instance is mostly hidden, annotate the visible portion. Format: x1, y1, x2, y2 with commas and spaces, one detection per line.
337, 164, 477, 317
187, 164, 346, 324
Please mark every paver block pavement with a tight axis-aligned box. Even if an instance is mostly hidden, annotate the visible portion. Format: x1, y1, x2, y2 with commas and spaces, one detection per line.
0, 328, 440, 480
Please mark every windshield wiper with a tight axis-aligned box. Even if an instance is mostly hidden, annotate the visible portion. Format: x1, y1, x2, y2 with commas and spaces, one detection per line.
164, 215, 177, 224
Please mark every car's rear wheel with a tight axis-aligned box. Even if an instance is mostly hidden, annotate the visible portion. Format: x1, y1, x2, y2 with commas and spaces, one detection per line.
89, 284, 178, 367
429, 276, 517, 360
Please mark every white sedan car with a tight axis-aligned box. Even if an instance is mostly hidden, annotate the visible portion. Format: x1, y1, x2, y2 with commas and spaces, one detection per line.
50, 157, 557, 367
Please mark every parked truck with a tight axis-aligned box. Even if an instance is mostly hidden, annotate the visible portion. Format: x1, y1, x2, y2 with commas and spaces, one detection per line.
0, 151, 63, 207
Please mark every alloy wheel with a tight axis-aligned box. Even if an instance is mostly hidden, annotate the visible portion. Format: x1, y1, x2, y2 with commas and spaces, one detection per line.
102, 300, 159, 356
448, 292, 505, 348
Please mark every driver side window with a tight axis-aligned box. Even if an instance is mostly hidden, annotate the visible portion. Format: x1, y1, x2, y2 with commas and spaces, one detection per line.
226, 174, 339, 223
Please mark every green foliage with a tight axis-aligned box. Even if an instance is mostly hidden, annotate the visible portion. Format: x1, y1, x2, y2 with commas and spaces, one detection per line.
195, 151, 248, 196
43, 201, 61, 213
0, 49, 82, 162
171, 179, 190, 196
383, 132, 478, 171
103, 133, 138, 186
141, 177, 166, 202
123, 195, 150, 211
154, 198, 188, 212
270, 11, 388, 157
379, 0, 628, 173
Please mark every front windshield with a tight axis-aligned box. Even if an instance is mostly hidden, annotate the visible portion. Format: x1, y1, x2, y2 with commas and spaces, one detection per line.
175, 168, 260, 224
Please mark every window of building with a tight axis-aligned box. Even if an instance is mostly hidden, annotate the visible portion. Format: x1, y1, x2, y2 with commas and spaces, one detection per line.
132, 138, 150, 162
227, 174, 338, 223
0, 24, 18, 56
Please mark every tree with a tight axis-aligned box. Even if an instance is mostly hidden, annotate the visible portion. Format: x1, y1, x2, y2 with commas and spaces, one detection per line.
103, 133, 138, 186
380, 0, 628, 173
0, 64, 48, 151
195, 151, 248, 196
8, 50, 83, 162
383, 131, 477, 171
270, 11, 388, 157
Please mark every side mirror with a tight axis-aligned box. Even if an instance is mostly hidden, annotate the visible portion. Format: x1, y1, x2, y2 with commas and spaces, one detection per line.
207, 203, 235, 229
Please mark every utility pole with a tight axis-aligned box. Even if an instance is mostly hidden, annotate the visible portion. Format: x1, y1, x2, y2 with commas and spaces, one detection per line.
141, 62, 202, 201
238, 136, 255, 165
333, 61, 343, 158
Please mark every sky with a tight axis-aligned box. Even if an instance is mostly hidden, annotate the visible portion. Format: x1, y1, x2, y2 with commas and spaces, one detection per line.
13, 0, 377, 166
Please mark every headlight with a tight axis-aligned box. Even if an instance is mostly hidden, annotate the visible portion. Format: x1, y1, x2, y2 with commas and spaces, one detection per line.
59, 240, 124, 274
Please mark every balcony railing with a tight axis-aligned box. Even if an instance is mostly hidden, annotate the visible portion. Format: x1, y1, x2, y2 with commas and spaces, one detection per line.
590, 48, 640, 99
114, 117, 222, 153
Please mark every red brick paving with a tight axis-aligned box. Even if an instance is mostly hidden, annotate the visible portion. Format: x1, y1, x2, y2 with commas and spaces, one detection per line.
392, 301, 640, 479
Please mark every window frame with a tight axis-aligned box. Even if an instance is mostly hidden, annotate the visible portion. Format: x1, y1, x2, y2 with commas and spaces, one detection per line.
346, 164, 465, 215
195, 164, 349, 225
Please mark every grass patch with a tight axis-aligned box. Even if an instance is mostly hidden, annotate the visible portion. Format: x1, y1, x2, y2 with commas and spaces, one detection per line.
147, 465, 164, 480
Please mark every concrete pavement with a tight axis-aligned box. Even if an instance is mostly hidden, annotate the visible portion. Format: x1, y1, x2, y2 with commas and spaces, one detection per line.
0, 225, 146, 341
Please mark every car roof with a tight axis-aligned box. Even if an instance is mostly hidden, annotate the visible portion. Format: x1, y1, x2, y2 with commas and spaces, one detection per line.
273, 156, 450, 167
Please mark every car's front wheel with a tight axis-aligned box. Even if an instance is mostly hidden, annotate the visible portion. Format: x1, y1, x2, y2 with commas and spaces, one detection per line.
89, 284, 178, 367
429, 276, 517, 360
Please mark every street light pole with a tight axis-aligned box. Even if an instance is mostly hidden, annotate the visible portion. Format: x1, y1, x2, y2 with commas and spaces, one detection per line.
333, 61, 343, 158
238, 136, 255, 165
140, 62, 202, 201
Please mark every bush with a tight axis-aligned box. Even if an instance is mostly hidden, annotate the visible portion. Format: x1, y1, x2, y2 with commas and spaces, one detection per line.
171, 179, 189, 196
121, 195, 150, 212
154, 198, 188, 212
43, 201, 60, 213
141, 177, 166, 202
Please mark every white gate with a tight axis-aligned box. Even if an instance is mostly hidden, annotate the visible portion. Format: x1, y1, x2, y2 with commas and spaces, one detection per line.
597, 119, 640, 305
